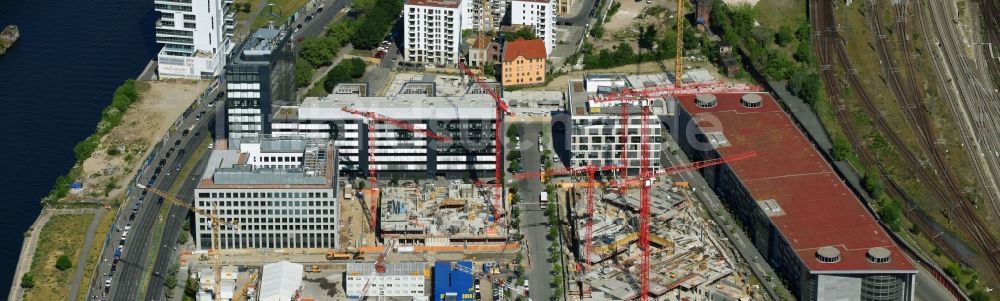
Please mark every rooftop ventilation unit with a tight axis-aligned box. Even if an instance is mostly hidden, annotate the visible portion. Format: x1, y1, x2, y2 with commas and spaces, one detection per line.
741, 93, 763, 108
695, 94, 717, 108
816, 246, 841, 263
866, 247, 892, 263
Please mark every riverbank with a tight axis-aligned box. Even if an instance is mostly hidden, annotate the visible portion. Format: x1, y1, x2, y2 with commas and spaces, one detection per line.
8, 78, 205, 301
0, 25, 20, 55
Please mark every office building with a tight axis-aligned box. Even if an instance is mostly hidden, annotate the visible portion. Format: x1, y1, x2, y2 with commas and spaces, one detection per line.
668, 92, 917, 300
510, 0, 556, 56
565, 75, 665, 175
345, 262, 428, 300
225, 28, 295, 142
155, 0, 234, 78
403, 0, 464, 66
271, 83, 498, 178
501, 38, 546, 87
194, 135, 339, 250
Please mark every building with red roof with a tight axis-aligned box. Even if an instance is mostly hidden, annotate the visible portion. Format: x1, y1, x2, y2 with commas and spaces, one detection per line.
667, 92, 917, 300
501, 38, 547, 87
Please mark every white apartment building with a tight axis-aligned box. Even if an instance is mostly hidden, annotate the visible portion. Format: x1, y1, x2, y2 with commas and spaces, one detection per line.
154, 0, 234, 78
403, 0, 463, 66
271, 83, 498, 178
461, 0, 507, 31
566, 77, 665, 175
345, 262, 428, 300
510, 0, 556, 56
193, 135, 339, 250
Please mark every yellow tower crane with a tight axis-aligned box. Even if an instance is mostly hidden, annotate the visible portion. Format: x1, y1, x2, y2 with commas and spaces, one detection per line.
675, 0, 685, 87
136, 183, 238, 301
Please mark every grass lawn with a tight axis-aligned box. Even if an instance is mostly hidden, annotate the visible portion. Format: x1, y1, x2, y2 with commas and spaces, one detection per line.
25, 213, 95, 301
75, 209, 117, 301
306, 82, 328, 97
251, 0, 309, 29
754, 0, 805, 30
136, 135, 211, 301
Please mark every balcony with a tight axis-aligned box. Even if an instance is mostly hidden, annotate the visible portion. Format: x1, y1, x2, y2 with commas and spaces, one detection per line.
154, 3, 192, 12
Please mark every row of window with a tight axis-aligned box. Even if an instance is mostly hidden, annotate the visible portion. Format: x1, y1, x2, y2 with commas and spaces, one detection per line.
202, 232, 335, 249
197, 192, 331, 199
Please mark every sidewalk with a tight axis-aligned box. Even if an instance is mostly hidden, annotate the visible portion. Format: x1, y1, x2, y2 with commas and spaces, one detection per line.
65, 209, 106, 301
7, 210, 54, 301
296, 44, 354, 100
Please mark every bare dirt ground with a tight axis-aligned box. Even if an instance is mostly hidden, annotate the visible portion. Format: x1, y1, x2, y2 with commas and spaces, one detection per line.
69, 79, 208, 204
605, 0, 671, 32
533, 60, 735, 91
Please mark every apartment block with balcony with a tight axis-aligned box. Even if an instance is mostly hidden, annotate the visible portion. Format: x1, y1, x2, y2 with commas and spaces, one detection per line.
510, 0, 556, 56
565, 76, 667, 176
403, 0, 464, 66
461, 0, 507, 31
155, 0, 234, 78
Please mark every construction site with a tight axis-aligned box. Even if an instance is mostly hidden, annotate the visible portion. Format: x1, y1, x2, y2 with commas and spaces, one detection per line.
567, 182, 750, 300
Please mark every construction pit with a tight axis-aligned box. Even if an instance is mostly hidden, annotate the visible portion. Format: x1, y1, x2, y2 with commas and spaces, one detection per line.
567, 180, 751, 300
374, 180, 515, 252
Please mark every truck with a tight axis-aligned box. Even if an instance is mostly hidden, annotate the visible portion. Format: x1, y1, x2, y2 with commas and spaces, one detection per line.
539, 191, 548, 209
326, 248, 360, 260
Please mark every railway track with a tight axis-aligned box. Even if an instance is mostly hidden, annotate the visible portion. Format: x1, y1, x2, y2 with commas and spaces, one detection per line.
815, 0, 1000, 281
920, 0, 1000, 225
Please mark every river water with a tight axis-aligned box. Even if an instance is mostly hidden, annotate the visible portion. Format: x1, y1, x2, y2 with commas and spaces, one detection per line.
0, 0, 157, 295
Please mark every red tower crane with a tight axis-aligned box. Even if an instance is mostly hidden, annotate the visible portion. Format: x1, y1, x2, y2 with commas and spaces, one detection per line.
512, 164, 623, 269
458, 62, 513, 224
341, 107, 452, 230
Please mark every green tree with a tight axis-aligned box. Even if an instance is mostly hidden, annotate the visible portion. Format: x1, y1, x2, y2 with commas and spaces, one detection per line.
775, 25, 795, 46
300, 38, 335, 67
862, 169, 883, 197
831, 136, 852, 160
20, 273, 34, 289
509, 27, 538, 40
877, 197, 902, 231
788, 69, 820, 104
56, 255, 73, 271
294, 57, 314, 87
969, 290, 990, 301
793, 40, 814, 64
346, 58, 367, 78
762, 51, 794, 80
638, 25, 658, 50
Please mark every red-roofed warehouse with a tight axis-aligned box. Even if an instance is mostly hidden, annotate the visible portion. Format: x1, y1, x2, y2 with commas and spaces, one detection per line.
668, 92, 917, 300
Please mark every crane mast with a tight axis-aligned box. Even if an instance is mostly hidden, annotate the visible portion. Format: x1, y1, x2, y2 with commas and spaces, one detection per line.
137, 184, 233, 301
341, 107, 452, 232
457, 62, 513, 224
675, 0, 685, 87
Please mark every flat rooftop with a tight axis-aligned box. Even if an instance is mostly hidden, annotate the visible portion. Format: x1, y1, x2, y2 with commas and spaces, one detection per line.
677, 92, 915, 273
197, 137, 336, 190
295, 93, 496, 120
405, 0, 461, 8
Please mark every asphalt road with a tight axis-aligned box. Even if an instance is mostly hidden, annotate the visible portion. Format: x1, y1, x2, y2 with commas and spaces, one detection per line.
291, 0, 349, 42
515, 122, 554, 301
143, 144, 216, 301
558, 0, 599, 27
914, 263, 958, 301
85, 86, 222, 301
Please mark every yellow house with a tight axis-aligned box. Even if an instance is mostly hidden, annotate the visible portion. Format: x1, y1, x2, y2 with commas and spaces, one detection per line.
501, 38, 546, 87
